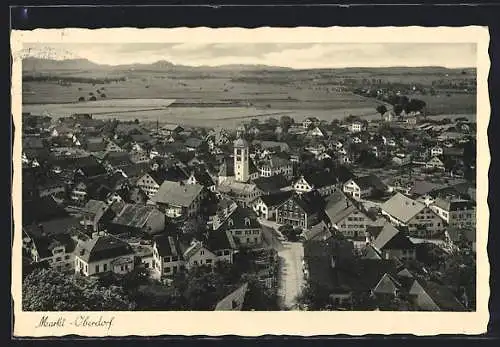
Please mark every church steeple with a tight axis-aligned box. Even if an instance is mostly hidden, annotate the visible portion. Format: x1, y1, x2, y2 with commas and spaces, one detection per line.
234, 135, 249, 183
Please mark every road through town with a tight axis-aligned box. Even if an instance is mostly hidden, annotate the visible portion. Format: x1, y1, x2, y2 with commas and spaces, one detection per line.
277, 241, 305, 310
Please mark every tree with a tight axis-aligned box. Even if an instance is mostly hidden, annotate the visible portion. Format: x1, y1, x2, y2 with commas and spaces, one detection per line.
22, 268, 135, 311
241, 273, 279, 311
394, 104, 404, 117
78, 96, 85, 102
295, 281, 334, 310
279, 115, 294, 131
376, 104, 387, 117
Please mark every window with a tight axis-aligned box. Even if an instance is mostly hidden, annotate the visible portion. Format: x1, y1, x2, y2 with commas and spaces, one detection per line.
55, 257, 62, 262
224, 250, 230, 256
194, 261, 198, 265
164, 256, 171, 262
200, 250, 204, 255
95, 265, 100, 273
103, 264, 107, 272
65, 255, 70, 260
165, 267, 171, 273
206, 259, 212, 264
172, 256, 178, 262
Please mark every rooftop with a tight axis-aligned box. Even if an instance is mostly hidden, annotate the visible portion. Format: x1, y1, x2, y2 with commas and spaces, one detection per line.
152, 181, 204, 207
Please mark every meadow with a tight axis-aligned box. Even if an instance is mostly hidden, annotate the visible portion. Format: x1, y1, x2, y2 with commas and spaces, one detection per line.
22, 67, 477, 128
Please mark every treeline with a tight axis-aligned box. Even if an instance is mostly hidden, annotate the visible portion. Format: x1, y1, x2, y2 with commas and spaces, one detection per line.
23, 75, 126, 84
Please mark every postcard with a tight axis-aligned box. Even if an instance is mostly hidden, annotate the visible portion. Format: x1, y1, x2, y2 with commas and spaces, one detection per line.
11, 26, 490, 337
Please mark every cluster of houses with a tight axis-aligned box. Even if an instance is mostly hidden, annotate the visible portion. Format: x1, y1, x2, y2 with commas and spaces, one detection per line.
21, 111, 476, 311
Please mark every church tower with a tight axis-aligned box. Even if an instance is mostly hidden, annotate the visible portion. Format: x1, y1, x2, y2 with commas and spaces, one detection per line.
234, 136, 249, 182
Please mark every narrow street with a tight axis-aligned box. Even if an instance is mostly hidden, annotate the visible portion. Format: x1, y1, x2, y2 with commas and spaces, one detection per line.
277, 241, 305, 310
260, 223, 305, 310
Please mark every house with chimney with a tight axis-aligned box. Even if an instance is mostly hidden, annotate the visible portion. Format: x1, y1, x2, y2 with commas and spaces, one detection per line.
212, 205, 263, 247
293, 170, 339, 197
342, 174, 387, 200
275, 191, 323, 230
324, 190, 372, 242
252, 191, 294, 220
430, 197, 476, 229
152, 231, 237, 278
381, 192, 445, 238
136, 165, 189, 198
366, 222, 417, 261
107, 203, 166, 236
22, 229, 77, 272
152, 181, 205, 218
74, 232, 136, 276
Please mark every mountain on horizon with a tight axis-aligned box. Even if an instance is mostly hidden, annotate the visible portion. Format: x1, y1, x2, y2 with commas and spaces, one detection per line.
21, 55, 476, 74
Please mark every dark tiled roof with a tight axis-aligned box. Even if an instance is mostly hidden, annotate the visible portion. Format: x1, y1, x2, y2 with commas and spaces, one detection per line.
216, 206, 260, 231
31, 233, 77, 259
352, 174, 386, 191
152, 181, 204, 207
23, 216, 80, 238
76, 235, 134, 263
253, 174, 290, 193
303, 170, 338, 188
258, 191, 294, 207
413, 279, 466, 311
154, 235, 182, 257
191, 169, 215, 187
206, 230, 237, 251
324, 190, 363, 225
373, 223, 415, 251
23, 196, 69, 226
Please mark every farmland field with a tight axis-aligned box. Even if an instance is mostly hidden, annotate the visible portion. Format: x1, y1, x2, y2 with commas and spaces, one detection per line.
22, 67, 477, 128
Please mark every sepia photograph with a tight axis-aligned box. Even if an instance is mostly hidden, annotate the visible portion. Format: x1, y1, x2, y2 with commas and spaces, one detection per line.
11, 26, 490, 336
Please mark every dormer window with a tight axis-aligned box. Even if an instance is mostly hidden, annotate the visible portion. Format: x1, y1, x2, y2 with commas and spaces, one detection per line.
228, 219, 234, 227
244, 217, 251, 226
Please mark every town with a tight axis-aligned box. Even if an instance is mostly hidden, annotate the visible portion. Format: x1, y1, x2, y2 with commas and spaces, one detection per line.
21, 101, 477, 312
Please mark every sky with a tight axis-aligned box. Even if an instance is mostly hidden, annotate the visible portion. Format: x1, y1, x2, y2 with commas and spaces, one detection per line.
23, 42, 477, 69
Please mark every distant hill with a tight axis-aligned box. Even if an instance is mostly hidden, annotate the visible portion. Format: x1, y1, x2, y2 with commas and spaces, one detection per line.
21, 56, 475, 75
23, 57, 105, 72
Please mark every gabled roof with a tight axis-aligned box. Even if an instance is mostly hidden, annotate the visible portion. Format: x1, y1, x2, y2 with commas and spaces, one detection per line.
411, 279, 466, 311
214, 283, 249, 311
324, 190, 363, 225
31, 233, 77, 259
152, 181, 204, 207
258, 191, 294, 208
373, 223, 414, 251
190, 169, 215, 187
215, 206, 260, 231
145, 166, 189, 185
303, 221, 332, 241
253, 174, 289, 193
302, 170, 338, 188
154, 235, 182, 258
76, 234, 134, 263
206, 230, 238, 251
372, 273, 401, 295
349, 174, 386, 191
432, 197, 475, 212
111, 204, 163, 232
381, 193, 426, 223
